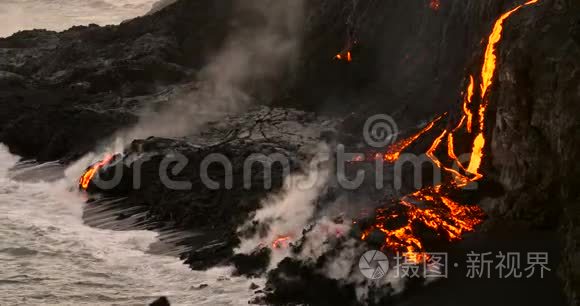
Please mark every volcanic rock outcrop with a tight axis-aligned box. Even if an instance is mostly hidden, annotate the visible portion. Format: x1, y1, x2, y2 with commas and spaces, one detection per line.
0, 0, 536, 161
0, 0, 579, 305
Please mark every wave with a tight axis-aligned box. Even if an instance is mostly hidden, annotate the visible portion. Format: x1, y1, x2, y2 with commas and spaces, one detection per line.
0, 145, 260, 305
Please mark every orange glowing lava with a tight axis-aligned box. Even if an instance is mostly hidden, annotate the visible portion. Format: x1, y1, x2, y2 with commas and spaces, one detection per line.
480, 0, 538, 99
463, 75, 475, 133
383, 115, 444, 162
447, 133, 467, 172
272, 236, 292, 249
429, 0, 441, 11
79, 154, 114, 190
335, 51, 353, 62
360, 0, 540, 256
361, 187, 484, 254
466, 0, 538, 178
425, 130, 447, 169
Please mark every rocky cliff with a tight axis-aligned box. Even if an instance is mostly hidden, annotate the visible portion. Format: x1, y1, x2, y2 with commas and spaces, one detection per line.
1, 0, 579, 305
0, 0, 531, 161
484, 0, 580, 303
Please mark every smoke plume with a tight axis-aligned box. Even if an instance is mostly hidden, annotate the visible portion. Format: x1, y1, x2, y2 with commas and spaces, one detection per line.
121, 0, 305, 144
236, 143, 330, 268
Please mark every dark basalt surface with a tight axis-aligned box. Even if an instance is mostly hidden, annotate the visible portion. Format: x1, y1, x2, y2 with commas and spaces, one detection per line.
0, 0, 534, 161
1, 0, 579, 305
0, 0, 234, 161
149, 296, 171, 306
83, 106, 335, 272
483, 0, 580, 301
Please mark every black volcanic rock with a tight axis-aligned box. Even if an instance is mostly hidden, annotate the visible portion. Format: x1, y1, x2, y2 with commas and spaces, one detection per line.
1, 0, 579, 304
0, 0, 234, 161
231, 248, 271, 277
0, 0, 534, 161
263, 258, 361, 306
473, 0, 580, 303
83, 106, 333, 270
249, 282, 260, 290
484, 0, 580, 227
149, 296, 171, 306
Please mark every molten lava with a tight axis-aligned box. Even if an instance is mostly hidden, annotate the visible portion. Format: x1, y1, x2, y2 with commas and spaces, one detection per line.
79, 154, 115, 190
480, 0, 539, 99
359, 0, 540, 256
465, 0, 538, 179
463, 75, 475, 133
349, 115, 444, 163
361, 187, 484, 255
335, 51, 353, 62
335, 37, 357, 63
272, 236, 292, 249
382, 115, 444, 162
429, 0, 441, 11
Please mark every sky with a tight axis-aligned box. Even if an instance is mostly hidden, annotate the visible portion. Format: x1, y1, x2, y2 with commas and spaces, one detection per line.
0, 0, 159, 38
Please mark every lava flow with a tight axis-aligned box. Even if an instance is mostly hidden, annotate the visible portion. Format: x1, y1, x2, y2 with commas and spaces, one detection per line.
466, 0, 539, 179
429, 0, 441, 11
272, 236, 292, 249
335, 51, 353, 62
463, 75, 475, 133
382, 114, 444, 162
79, 154, 116, 190
335, 37, 357, 62
359, 0, 540, 256
361, 187, 484, 255
349, 114, 444, 163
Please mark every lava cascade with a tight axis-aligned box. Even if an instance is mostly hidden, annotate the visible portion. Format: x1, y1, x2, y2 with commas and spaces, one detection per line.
76, 1, 543, 256
382, 114, 444, 163
359, 0, 540, 256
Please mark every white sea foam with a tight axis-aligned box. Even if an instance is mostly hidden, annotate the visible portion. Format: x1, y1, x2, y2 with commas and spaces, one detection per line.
0, 145, 260, 305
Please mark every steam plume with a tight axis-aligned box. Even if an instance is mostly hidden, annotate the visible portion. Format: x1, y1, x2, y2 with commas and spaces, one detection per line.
236, 143, 330, 268
122, 0, 305, 143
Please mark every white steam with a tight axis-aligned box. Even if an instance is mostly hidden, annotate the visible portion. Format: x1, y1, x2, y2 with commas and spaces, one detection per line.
233, 140, 409, 304
147, 0, 178, 14
119, 0, 305, 143
236, 143, 331, 267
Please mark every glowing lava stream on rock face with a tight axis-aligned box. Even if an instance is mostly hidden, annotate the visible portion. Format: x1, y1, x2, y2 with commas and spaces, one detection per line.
480, 0, 539, 100
360, 0, 541, 255
76, 1, 541, 258
79, 154, 115, 190
463, 75, 475, 133
466, 0, 539, 179
382, 114, 444, 163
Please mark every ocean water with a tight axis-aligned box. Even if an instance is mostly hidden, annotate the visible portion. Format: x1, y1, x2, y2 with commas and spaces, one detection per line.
0, 0, 160, 38
0, 144, 259, 305
0, 2, 262, 304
